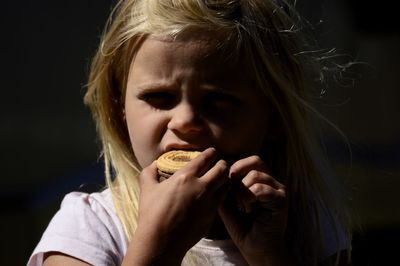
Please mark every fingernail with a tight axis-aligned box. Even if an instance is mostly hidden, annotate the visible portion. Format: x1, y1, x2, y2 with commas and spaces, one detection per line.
204, 147, 217, 157
208, 147, 217, 153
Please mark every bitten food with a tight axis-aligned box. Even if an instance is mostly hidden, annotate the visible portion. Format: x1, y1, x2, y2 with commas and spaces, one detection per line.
156, 150, 201, 179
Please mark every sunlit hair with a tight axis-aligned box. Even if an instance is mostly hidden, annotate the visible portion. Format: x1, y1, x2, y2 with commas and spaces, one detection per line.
84, 0, 352, 265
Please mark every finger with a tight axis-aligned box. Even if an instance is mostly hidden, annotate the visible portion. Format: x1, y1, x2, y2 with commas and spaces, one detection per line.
176, 147, 218, 178
200, 159, 230, 193
214, 179, 231, 203
139, 161, 159, 189
241, 170, 284, 190
229, 155, 268, 181
231, 181, 257, 213
234, 170, 286, 212
218, 191, 246, 241
232, 169, 281, 213
248, 183, 287, 210
234, 184, 286, 213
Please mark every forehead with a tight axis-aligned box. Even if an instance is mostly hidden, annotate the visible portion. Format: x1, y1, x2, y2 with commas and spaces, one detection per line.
129, 33, 250, 85
140, 33, 237, 64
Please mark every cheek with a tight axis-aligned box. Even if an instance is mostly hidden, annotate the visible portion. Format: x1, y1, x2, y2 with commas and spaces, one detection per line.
213, 112, 269, 156
125, 110, 165, 167
236, 123, 268, 151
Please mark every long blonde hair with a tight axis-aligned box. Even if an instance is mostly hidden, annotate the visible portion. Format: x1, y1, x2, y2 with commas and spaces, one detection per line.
84, 0, 352, 265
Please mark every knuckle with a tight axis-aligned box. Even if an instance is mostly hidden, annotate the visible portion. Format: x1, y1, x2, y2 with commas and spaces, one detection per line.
248, 170, 269, 184
175, 172, 192, 183
248, 170, 259, 180
263, 185, 275, 196
278, 189, 287, 200
251, 183, 266, 194
139, 167, 152, 182
141, 166, 152, 175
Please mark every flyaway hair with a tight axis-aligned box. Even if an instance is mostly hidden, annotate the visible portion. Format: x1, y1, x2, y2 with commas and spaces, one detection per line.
84, 1, 352, 265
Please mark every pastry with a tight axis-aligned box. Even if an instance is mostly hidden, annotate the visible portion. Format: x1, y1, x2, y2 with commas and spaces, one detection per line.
156, 150, 201, 179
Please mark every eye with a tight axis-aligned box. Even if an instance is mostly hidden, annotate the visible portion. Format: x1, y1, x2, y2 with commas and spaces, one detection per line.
204, 91, 240, 109
138, 91, 178, 110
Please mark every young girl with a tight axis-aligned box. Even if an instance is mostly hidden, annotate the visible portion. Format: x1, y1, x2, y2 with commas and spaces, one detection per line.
28, 0, 352, 265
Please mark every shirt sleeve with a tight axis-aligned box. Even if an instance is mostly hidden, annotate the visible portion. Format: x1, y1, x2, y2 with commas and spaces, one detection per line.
27, 191, 127, 266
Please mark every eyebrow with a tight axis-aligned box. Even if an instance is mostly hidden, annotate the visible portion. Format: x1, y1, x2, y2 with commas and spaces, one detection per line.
131, 79, 243, 95
132, 81, 177, 92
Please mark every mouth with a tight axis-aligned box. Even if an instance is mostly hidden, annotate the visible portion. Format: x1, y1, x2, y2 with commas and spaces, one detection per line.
162, 144, 239, 165
164, 143, 203, 153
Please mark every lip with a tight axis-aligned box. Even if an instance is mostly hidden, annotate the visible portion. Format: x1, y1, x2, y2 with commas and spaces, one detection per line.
164, 143, 203, 152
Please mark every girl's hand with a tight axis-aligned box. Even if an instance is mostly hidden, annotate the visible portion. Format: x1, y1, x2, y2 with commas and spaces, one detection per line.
123, 148, 229, 266
219, 155, 294, 266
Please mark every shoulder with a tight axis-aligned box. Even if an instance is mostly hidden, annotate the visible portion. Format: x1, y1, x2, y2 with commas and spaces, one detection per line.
60, 190, 116, 220
28, 189, 128, 266
45, 190, 123, 242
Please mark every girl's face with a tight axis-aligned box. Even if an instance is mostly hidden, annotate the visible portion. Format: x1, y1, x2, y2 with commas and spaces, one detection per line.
125, 36, 272, 168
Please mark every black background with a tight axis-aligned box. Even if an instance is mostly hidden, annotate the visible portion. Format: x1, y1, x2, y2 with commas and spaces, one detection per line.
1, 1, 399, 265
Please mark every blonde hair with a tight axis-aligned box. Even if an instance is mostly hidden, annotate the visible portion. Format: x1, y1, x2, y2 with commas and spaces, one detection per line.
84, 0, 352, 265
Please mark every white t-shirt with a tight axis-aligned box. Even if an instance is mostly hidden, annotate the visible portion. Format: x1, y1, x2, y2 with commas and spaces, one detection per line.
27, 189, 347, 265
28, 190, 128, 266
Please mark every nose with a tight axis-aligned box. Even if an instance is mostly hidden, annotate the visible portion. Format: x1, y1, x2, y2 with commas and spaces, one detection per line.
167, 102, 203, 134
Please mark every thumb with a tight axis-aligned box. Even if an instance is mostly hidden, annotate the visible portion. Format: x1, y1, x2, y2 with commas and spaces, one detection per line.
139, 161, 159, 190
218, 190, 246, 243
